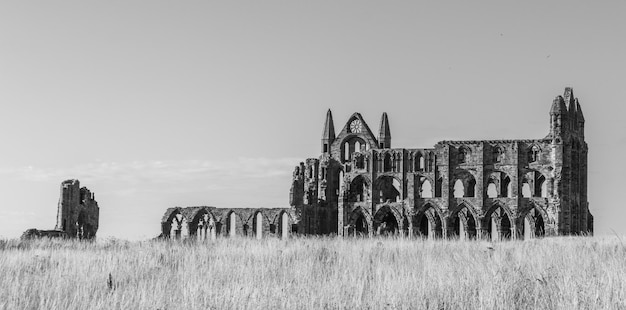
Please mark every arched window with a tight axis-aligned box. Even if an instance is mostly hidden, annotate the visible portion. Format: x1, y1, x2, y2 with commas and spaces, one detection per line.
467, 179, 476, 197
529, 145, 540, 162
355, 141, 361, 153
435, 177, 443, 197
536, 175, 547, 198
344, 142, 350, 161
428, 152, 435, 171
416, 153, 424, 171
420, 177, 433, 198
348, 176, 366, 202
501, 176, 512, 198
355, 154, 365, 169
383, 153, 392, 172
521, 181, 532, 198
493, 147, 504, 162
487, 182, 498, 198
453, 179, 465, 198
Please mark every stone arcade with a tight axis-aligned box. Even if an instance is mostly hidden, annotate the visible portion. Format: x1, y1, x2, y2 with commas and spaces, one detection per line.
162, 87, 592, 240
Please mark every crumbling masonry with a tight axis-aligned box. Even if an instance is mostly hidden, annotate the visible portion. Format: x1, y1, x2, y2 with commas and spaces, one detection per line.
55, 179, 100, 238
162, 87, 591, 241
23, 179, 100, 239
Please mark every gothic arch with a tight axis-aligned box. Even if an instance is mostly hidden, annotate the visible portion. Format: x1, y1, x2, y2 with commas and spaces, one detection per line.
346, 175, 371, 203
225, 210, 244, 237
274, 210, 294, 238
166, 208, 188, 240
373, 205, 402, 235
250, 210, 271, 239
484, 203, 514, 241
415, 174, 435, 199
449, 202, 479, 240
453, 169, 477, 198
374, 175, 402, 203
518, 203, 549, 239
347, 206, 372, 237
190, 208, 218, 240
528, 144, 542, 162
414, 203, 445, 238
341, 135, 368, 163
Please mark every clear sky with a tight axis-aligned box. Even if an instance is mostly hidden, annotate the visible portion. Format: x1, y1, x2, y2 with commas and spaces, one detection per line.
0, 1, 624, 240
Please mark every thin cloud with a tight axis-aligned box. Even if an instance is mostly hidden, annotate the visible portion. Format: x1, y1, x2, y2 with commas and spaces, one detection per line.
1, 157, 301, 192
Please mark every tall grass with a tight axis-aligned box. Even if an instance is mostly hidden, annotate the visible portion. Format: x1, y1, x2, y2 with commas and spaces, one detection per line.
0, 236, 624, 309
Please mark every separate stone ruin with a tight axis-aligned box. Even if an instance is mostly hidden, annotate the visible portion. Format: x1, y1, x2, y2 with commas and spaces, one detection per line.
22, 179, 99, 240
160, 207, 296, 240
162, 87, 592, 241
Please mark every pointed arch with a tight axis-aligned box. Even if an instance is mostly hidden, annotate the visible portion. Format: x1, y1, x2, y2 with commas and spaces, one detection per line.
163, 208, 187, 240
536, 174, 547, 198
383, 153, 393, 172
428, 151, 435, 172
415, 152, 424, 171
375, 175, 402, 203
501, 176, 512, 198
348, 207, 372, 237
347, 175, 370, 202
449, 202, 479, 240
484, 203, 514, 241
419, 177, 433, 198
276, 211, 293, 239
373, 205, 401, 236
414, 203, 444, 239
190, 208, 217, 241
226, 210, 243, 237
251, 210, 271, 239
529, 145, 541, 162
453, 169, 476, 198
519, 204, 549, 240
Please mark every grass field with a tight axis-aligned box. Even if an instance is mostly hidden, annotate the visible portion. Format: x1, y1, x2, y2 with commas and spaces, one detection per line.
0, 236, 625, 309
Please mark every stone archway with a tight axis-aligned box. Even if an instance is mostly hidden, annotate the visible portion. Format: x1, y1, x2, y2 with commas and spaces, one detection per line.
414, 204, 443, 239
373, 205, 400, 236
451, 206, 478, 240
521, 207, 547, 240
485, 205, 513, 241
348, 207, 371, 237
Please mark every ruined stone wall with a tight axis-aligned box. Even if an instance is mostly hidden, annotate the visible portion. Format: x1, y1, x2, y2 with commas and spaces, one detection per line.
23, 179, 99, 239
55, 179, 99, 239
160, 206, 296, 240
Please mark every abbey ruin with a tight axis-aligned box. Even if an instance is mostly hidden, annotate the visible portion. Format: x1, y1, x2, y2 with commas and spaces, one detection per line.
161, 87, 591, 241
22, 179, 100, 239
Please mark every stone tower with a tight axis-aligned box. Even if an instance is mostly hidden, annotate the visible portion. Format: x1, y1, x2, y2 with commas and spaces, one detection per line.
55, 179, 100, 239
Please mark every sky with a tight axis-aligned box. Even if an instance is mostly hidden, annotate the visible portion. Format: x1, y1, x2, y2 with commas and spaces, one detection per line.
0, 1, 624, 240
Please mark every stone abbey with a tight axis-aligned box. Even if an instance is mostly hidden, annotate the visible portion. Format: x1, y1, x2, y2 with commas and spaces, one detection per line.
161, 87, 591, 240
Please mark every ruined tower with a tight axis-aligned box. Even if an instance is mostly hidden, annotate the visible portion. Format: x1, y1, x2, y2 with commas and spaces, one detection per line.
55, 179, 100, 239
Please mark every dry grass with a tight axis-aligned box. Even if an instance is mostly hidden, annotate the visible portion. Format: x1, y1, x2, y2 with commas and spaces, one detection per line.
0, 236, 625, 309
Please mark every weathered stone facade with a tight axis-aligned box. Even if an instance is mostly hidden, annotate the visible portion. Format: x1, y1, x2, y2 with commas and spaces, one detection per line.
55, 179, 100, 239
290, 87, 592, 240
22, 179, 100, 239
